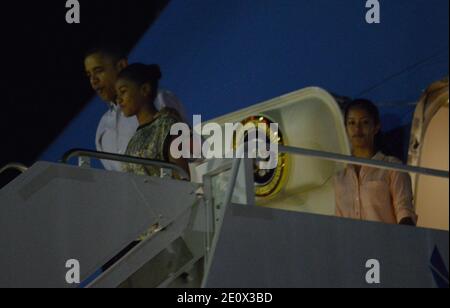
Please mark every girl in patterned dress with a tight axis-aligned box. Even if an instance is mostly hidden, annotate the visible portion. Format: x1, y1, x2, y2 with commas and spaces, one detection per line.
115, 63, 189, 179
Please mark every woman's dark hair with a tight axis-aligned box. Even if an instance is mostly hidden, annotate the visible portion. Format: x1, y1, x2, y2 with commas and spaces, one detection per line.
344, 99, 380, 125
118, 63, 162, 105
344, 98, 384, 152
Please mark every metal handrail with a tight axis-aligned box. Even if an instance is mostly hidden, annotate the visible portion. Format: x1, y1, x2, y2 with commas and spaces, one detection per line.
0, 163, 28, 175
278, 145, 449, 179
61, 149, 190, 180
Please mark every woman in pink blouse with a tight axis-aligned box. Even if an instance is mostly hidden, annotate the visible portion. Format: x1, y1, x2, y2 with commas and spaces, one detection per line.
334, 99, 417, 226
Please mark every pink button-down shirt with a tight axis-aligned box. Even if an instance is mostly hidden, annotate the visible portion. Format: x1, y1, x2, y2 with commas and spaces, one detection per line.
334, 152, 418, 224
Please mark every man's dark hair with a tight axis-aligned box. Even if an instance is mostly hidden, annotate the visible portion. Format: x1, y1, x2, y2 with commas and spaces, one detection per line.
84, 44, 127, 64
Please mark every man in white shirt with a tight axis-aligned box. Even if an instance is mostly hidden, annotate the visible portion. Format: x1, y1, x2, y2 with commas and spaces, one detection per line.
84, 46, 187, 171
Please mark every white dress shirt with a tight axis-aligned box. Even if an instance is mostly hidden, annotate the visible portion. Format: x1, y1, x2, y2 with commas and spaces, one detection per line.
95, 89, 187, 171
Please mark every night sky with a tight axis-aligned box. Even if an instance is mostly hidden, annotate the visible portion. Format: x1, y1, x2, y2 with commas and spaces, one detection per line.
0, 0, 169, 186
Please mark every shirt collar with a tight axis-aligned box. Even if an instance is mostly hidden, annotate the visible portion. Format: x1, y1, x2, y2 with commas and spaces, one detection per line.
106, 102, 117, 110
136, 110, 165, 131
346, 151, 385, 174
107, 101, 118, 111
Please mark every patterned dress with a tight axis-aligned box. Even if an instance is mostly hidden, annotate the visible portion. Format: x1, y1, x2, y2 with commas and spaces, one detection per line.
123, 108, 181, 177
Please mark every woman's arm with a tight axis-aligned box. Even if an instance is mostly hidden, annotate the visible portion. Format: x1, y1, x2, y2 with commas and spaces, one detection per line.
390, 170, 417, 226
399, 217, 416, 226
333, 176, 344, 217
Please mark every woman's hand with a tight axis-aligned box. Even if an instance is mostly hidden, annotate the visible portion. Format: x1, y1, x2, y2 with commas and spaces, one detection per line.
399, 217, 416, 226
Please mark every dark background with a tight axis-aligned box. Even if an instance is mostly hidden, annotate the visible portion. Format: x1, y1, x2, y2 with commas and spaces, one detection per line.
0, 0, 169, 186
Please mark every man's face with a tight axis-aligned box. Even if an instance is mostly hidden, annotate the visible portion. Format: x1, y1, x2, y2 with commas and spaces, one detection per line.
84, 53, 122, 102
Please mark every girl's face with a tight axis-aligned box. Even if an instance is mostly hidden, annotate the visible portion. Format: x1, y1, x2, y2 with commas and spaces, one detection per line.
115, 78, 149, 117
346, 108, 380, 150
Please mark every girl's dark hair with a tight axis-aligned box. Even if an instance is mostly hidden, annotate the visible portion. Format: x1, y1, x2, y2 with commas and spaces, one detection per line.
118, 63, 162, 104
344, 99, 380, 125
344, 98, 384, 152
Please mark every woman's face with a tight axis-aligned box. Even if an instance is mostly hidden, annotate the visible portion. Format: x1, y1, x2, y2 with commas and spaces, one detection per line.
115, 78, 147, 117
346, 108, 380, 150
